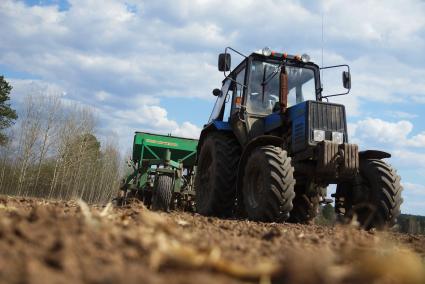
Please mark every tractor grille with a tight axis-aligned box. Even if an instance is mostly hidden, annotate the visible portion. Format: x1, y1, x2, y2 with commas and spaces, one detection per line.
290, 101, 348, 154
309, 101, 346, 133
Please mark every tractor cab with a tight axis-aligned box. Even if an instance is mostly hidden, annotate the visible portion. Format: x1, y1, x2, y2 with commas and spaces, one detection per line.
209, 47, 350, 146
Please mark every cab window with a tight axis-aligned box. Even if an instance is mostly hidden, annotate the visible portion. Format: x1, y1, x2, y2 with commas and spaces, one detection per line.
247, 61, 317, 115
286, 66, 316, 107
247, 61, 280, 115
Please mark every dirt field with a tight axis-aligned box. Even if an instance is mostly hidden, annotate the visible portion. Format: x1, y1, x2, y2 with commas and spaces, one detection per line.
0, 196, 424, 284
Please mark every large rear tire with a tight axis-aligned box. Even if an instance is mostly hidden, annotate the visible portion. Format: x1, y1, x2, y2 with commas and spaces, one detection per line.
242, 146, 295, 222
335, 159, 403, 229
152, 175, 173, 212
195, 132, 241, 217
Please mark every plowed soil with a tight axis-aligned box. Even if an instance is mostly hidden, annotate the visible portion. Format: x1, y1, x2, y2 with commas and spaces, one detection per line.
0, 196, 424, 284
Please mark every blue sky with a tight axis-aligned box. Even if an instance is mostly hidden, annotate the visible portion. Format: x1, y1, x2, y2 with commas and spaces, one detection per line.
1, 0, 425, 215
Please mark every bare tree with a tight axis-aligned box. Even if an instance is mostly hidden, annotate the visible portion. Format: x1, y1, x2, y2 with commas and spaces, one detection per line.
1, 93, 121, 203
32, 95, 61, 194
0, 129, 16, 194
16, 95, 43, 195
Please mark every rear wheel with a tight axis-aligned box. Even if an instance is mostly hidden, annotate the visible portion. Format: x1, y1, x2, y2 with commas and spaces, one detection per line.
335, 159, 403, 229
195, 132, 241, 217
242, 146, 295, 222
152, 175, 173, 212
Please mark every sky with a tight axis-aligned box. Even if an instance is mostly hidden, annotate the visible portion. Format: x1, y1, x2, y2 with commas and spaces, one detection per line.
1, 0, 425, 215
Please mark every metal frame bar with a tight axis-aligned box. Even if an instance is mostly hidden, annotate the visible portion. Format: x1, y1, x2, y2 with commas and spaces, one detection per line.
179, 151, 196, 163
223, 46, 248, 89
144, 145, 160, 159
319, 64, 351, 99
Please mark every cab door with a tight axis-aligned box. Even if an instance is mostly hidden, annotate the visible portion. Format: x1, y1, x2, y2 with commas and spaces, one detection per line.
229, 63, 252, 145
241, 59, 277, 141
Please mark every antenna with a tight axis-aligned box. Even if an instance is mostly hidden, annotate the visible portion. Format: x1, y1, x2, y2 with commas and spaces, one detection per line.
321, 9, 324, 80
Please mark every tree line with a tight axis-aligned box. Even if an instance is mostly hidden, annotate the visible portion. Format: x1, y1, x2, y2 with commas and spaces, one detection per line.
317, 204, 425, 235
0, 76, 121, 204
397, 214, 425, 235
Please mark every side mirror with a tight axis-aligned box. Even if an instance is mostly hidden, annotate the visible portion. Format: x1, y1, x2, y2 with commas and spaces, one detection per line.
212, 88, 222, 97
342, 71, 351, 89
218, 53, 231, 72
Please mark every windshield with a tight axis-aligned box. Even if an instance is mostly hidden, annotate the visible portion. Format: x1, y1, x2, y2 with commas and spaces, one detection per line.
247, 61, 316, 115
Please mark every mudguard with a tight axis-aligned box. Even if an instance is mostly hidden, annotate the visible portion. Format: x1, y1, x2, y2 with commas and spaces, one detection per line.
359, 150, 391, 160
196, 120, 232, 161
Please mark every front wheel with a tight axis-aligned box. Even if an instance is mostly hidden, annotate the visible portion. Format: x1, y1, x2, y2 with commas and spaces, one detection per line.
242, 146, 295, 222
335, 159, 403, 229
152, 175, 174, 212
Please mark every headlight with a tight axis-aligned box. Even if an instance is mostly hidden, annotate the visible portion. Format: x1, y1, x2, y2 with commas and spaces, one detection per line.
332, 132, 344, 144
313, 130, 325, 142
262, 47, 272, 56
301, 53, 310, 63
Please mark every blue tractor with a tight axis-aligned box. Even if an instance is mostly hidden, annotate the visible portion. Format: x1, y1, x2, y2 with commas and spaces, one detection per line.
195, 47, 403, 229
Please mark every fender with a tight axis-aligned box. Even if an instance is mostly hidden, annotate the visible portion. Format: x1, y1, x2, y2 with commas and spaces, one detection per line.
196, 120, 232, 162
235, 135, 286, 203
359, 150, 391, 160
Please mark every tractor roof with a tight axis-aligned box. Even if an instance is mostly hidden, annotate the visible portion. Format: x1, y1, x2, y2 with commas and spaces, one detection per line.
224, 49, 319, 82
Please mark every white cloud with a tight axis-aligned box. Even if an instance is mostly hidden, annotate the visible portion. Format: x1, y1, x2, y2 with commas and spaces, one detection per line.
392, 150, 425, 169
2, 0, 425, 107
352, 118, 425, 148
351, 55, 425, 103
353, 118, 412, 143
2, 0, 424, 136
111, 104, 200, 138
323, 0, 425, 49
173, 122, 201, 139
407, 133, 425, 148
1, 1, 424, 140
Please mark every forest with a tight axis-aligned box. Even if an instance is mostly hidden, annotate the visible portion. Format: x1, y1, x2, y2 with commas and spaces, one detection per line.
0, 76, 121, 204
